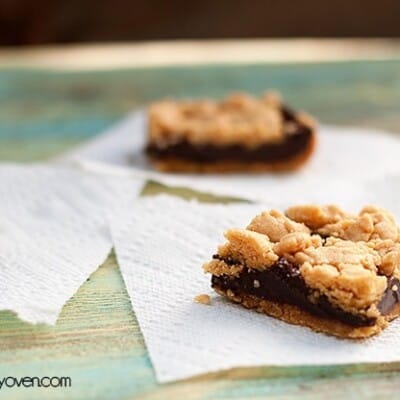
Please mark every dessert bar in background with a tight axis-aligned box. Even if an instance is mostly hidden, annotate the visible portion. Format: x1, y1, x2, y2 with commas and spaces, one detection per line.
203, 205, 400, 338
146, 92, 317, 173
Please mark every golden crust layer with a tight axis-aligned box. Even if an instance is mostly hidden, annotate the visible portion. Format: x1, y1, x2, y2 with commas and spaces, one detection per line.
213, 286, 400, 339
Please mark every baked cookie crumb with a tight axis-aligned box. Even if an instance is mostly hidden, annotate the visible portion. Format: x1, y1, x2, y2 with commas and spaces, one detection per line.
194, 294, 211, 305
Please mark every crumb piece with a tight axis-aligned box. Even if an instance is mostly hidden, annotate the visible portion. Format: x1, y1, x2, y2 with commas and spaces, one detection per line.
247, 209, 310, 242
203, 258, 244, 277
286, 204, 349, 229
194, 294, 211, 305
217, 228, 279, 269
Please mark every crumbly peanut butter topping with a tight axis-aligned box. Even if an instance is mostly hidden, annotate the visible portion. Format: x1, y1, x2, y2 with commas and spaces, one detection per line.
247, 209, 310, 242
148, 92, 289, 149
203, 205, 400, 313
217, 229, 279, 270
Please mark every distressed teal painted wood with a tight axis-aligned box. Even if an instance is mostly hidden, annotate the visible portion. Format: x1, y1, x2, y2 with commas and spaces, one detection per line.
1, 60, 400, 160
1, 61, 400, 400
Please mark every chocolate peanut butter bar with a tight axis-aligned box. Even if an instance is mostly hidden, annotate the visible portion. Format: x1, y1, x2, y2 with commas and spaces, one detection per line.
146, 92, 316, 173
203, 205, 400, 338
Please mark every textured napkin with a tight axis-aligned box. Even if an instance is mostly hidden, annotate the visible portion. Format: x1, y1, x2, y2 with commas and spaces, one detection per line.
111, 195, 400, 383
64, 110, 400, 206
0, 164, 145, 324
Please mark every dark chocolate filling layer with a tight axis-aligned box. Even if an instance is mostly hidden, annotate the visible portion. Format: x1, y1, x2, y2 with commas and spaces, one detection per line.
211, 256, 400, 328
146, 106, 312, 163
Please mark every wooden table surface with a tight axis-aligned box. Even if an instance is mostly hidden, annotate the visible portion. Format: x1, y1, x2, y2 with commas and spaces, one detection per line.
1, 40, 400, 400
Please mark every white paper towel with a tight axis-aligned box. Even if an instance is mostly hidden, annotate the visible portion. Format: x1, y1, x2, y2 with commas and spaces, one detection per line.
111, 195, 400, 383
64, 110, 400, 206
0, 164, 145, 324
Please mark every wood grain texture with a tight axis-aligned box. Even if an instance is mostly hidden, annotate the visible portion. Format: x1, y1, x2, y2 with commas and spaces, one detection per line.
1, 60, 400, 399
